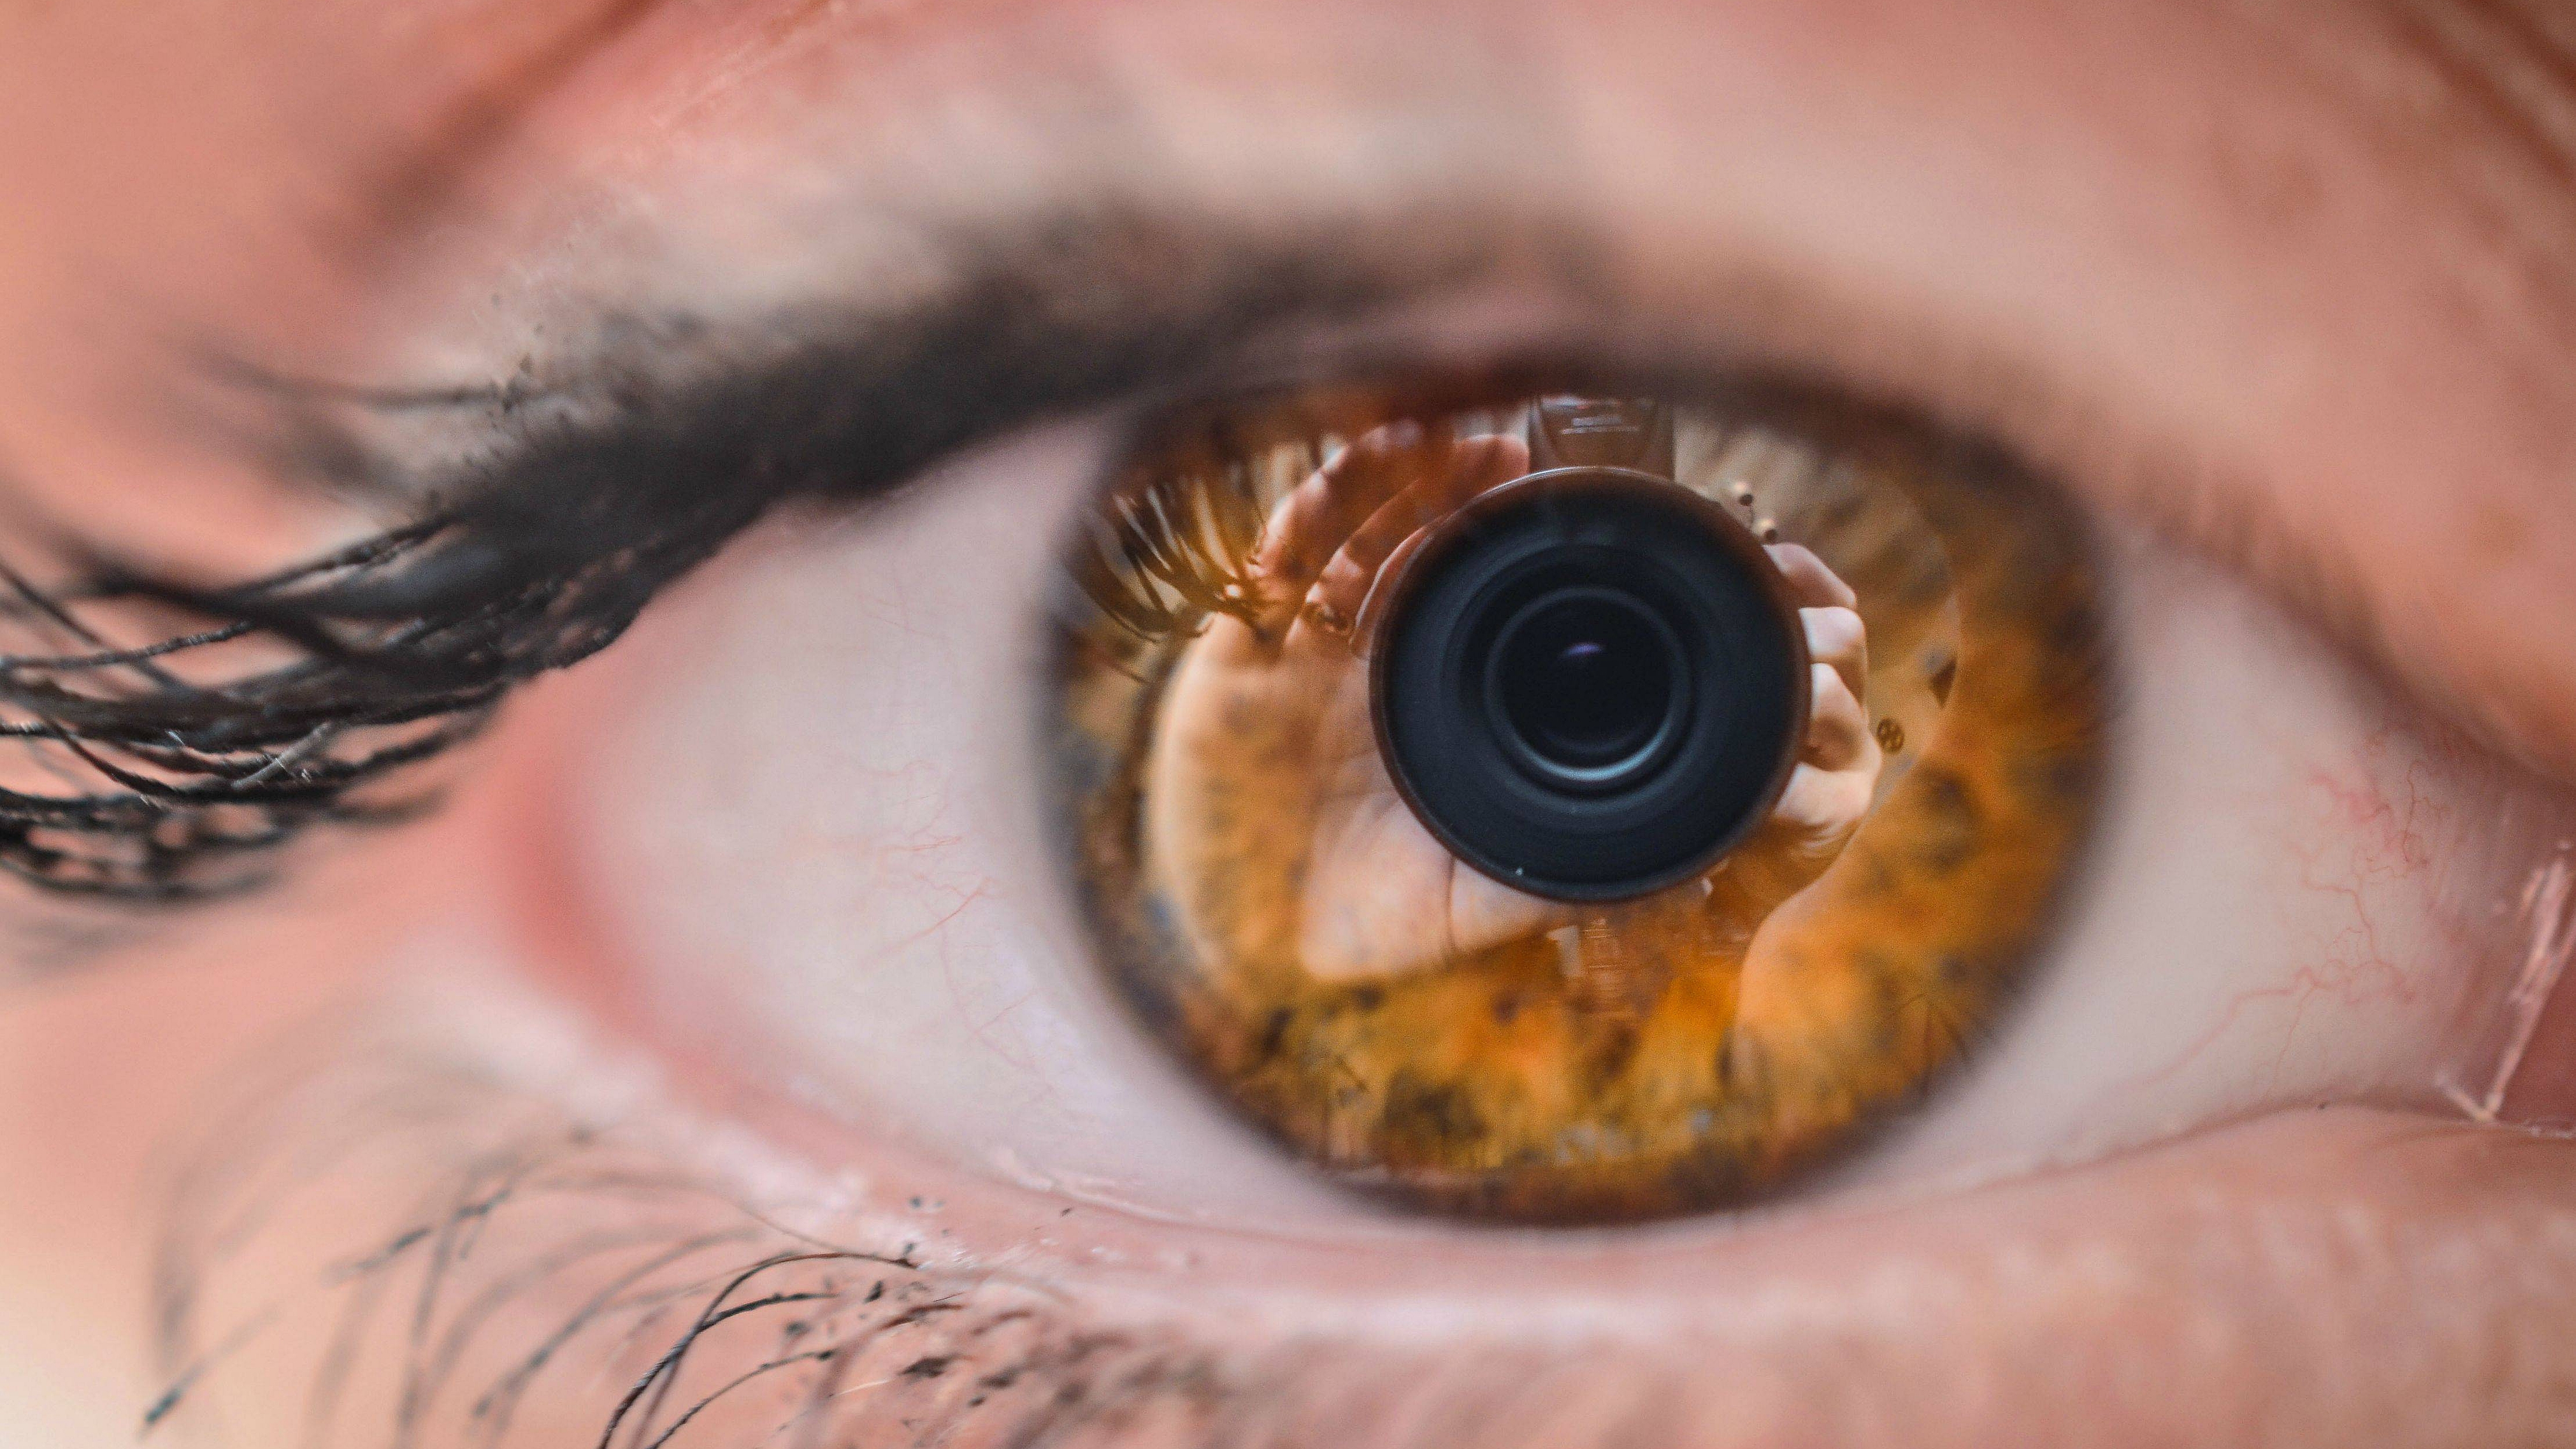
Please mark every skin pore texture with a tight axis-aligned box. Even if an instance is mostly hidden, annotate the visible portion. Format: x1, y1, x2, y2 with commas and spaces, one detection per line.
1, 2, 2575, 1447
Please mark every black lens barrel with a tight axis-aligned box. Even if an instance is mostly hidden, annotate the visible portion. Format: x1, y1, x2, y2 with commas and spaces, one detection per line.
1370, 467, 1810, 901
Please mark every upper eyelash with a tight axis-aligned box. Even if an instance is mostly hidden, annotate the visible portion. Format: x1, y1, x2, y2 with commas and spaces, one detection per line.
0, 331, 825, 904
0, 216, 1596, 904
0, 518, 533, 900
0, 468, 751, 901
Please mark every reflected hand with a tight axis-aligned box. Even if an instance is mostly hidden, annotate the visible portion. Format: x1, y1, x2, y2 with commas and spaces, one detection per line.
1707, 543, 1886, 936
1145, 427, 1881, 983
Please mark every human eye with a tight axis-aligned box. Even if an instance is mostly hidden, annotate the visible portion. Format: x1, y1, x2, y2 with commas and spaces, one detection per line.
152, 329, 2576, 1440
14, 5, 2576, 1448
513, 357, 2564, 1237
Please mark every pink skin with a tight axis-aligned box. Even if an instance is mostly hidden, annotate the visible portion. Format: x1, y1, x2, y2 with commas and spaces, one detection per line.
0, 2, 2574, 1447
1147, 423, 1881, 979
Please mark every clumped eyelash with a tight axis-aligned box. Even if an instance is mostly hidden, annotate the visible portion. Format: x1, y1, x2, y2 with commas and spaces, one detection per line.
0, 212, 1593, 904
0, 346, 795, 905
0, 522, 483, 900
0, 463, 742, 902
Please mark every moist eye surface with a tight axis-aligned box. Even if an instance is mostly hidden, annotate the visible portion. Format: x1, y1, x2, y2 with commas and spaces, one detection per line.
1045, 381, 2109, 1223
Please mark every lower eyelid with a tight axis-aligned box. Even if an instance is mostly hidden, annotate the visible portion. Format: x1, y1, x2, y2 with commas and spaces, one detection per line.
144, 983, 2576, 1449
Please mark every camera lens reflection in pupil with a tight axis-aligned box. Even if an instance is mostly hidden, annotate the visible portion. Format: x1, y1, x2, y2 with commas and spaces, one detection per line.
1375, 468, 1810, 901
1492, 590, 1677, 777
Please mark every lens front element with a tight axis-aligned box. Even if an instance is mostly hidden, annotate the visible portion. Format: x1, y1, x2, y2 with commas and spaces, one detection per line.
1373, 467, 1810, 901
1488, 586, 1685, 787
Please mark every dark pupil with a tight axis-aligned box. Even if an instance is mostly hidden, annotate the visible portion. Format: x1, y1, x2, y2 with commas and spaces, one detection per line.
1496, 593, 1674, 769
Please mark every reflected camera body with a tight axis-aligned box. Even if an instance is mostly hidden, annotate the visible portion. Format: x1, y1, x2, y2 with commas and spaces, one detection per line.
1527, 395, 1678, 476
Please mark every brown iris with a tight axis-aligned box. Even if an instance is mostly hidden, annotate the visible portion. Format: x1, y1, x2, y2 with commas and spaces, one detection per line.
1046, 381, 2107, 1223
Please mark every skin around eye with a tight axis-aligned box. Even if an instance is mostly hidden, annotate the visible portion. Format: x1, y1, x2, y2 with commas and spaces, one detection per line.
10, 1, 2576, 1446
1050, 384, 2107, 1221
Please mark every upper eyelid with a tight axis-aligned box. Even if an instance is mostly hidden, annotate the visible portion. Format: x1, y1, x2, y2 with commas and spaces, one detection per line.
0, 208, 1591, 903
225, 204, 1617, 624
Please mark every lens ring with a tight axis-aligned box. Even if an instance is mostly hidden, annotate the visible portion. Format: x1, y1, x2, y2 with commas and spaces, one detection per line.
1370, 466, 1811, 901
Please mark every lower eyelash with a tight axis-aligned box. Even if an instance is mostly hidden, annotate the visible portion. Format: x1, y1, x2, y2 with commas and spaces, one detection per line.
146, 1015, 1242, 1449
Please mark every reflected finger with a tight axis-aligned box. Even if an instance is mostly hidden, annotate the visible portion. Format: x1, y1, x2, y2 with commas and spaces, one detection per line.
1767, 542, 1859, 610
1304, 434, 1531, 640
1252, 420, 1440, 606
1805, 660, 1872, 772
1770, 757, 1879, 843
1803, 604, 1869, 703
